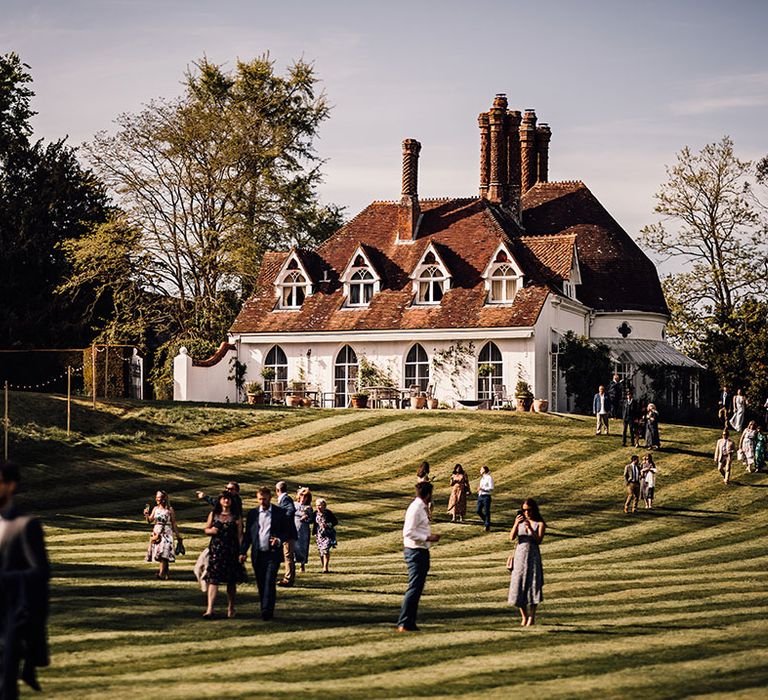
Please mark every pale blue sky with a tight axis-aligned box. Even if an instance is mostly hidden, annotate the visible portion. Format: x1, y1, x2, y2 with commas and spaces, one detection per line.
3, 0, 767, 261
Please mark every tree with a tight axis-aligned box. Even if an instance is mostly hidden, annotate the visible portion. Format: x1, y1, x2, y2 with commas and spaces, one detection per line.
640, 137, 767, 351
82, 55, 343, 343
558, 332, 612, 414
0, 53, 110, 351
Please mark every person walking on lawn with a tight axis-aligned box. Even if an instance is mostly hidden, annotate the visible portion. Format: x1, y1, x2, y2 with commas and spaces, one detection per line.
623, 455, 641, 513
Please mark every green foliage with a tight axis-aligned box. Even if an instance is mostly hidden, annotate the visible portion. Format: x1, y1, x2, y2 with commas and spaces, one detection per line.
478, 363, 494, 377
431, 341, 475, 393
559, 331, 612, 413
514, 380, 533, 398
358, 356, 395, 388
82, 54, 344, 346
244, 381, 262, 394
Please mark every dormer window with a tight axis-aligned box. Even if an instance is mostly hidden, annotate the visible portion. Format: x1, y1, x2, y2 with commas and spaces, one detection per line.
484, 245, 523, 305
411, 243, 452, 306
341, 247, 381, 308
418, 266, 447, 303
563, 280, 576, 299
281, 270, 308, 308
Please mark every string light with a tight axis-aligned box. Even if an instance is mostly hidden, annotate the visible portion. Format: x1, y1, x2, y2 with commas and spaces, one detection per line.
7, 366, 84, 391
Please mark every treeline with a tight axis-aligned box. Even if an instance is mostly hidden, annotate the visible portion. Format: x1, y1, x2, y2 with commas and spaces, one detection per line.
0, 52, 343, 397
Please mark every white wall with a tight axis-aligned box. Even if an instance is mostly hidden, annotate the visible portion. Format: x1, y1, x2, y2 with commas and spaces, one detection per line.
173, 346, 237, 403
590, 312, 667, 341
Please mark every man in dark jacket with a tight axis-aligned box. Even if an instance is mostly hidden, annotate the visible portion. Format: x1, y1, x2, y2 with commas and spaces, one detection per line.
608, 374, 624, 419
239, 486, 297, 620
0, 461, 50, 699
622, 390, 641, 447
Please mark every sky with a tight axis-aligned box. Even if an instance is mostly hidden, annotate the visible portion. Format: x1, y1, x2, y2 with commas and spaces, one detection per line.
3, 0, 767, 267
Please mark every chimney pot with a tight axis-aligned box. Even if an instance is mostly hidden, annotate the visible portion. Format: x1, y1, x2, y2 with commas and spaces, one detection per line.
399, 138, 421, 241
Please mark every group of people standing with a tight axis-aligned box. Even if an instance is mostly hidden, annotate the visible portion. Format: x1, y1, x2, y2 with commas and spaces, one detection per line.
143, 480, 339, 620
623, 453, 658, 512
593, 376, 661, 450
714, 387, 768, 484
418, 462, 495, 531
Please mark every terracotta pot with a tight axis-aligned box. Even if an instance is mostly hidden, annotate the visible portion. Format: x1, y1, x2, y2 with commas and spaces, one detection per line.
516, 396, 533, 412
533, 398, 548, 413
413, 396, 427, 410
428, 398, 439, 409
247, 393, 264, 405
286, 395, 303, 408
351, 395, 369, 408
301, 397, 313, 407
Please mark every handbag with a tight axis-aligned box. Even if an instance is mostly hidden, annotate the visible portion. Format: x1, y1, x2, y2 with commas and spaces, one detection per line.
737, 448, 745, 462
506, 553, 514, 572
175, 539, 186, 556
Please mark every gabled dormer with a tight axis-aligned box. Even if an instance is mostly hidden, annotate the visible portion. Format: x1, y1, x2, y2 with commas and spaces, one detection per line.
340, 245, 381, 307
410, 242, 452, 305
482, 242, 524, 304
562, 243, 582, 300
273, 249, 313, 310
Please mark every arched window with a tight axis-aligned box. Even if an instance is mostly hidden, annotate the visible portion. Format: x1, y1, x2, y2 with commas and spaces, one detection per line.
489, 264, 518, 303
281, 270, 307, 308
334, 345, 359, 407
349, 269, 375, 306
264, 345, 288, 389
477, 341, 503, 400
405, 344, 430, 392
417, 266, 446, 304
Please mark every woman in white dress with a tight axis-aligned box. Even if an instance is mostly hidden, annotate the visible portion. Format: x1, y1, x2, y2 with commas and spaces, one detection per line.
730, 389, 747, 432
641, 454, 657, 509
739, 420, 758, 473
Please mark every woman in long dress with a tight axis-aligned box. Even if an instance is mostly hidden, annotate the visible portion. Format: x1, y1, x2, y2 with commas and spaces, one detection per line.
755, 428, 767, 473
641, 454, 657, 509
144, 490, 182, 580
447, 464, 470, 522
294, 487, 313, 573
730, 389, 747, 432
203, 491, 244, 618
739, 420, 758, 473
644, 403, 661, 450
508, 498, 546, 626
313, 498, 338, 574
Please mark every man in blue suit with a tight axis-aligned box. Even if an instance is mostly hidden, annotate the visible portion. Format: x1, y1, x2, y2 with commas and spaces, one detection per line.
240, 486, 297, 620
593, 385, 612, 435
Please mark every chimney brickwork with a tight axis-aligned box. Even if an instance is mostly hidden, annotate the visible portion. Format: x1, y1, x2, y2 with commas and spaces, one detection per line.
398, 138, 422, 241
477, 97, 550, 219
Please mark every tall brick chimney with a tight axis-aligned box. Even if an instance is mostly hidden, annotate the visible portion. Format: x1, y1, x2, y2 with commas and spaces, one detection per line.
488, 93, 509, 204
519, 109, 538, 193
536, 123, 552, 183
398, 138, 422, 242
478, 113, 490, 198
506, 109, 522, 212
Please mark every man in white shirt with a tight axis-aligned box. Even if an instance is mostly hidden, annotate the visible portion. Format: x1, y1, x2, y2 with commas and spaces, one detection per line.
476, 465, 494, 532
714, 430, 736, 485
593, 385, 611, 435
396, 482, 440, 632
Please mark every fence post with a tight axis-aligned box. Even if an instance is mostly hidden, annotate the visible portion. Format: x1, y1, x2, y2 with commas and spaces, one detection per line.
92, 345, 97, 408
3, 380, 8, 461
67, 366, 72, 437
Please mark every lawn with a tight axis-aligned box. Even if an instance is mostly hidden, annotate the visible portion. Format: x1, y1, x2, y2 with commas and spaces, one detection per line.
7, 393, 768, 699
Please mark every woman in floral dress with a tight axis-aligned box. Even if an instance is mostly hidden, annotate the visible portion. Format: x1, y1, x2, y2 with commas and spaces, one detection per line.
739, 421, 759, 473
144, 490, 182, 580
312, 498, 338, 573
447, 464, 470, 522
203, 492, 244, 618
294, 488, 313, 573
508, 498, 546, 626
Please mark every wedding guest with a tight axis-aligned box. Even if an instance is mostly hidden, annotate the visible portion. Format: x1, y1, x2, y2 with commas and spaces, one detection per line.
593, 385, 611, 435
714, 430, 736, 485
644, 403, 660, 450
447, 464, 470, 523
0, 461, 50, 698
730, 389, 747, 432
476, 466, 494, 532
623, 455, 641, 513
755, 428, 767, 473
312, 498, 338, 573
763, 397, 768, 431
718, 386, 732, 427
239, 486, 297, 621
608, 374, 623, 419
144, 490, 182, 580
397, 481, 440, 632
739, 421, 758, 473
196, 480, 242, 518
641, 454, 657, 509
203, 491, 244, 618
416, 461, 432, 482
275, 481, 297, 587
293, 487, 313, 573
508, 498, 545, 626
622, 390, 641, 447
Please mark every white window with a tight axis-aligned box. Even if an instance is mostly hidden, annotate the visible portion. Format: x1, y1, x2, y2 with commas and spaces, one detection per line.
281, 270, 307, 308
478, 342, 503, 400
563, 280, 575, 299
349, 269, 375, 306
405, 344, 430, 391
334, 345, 359, 407
489, 264, 518, 303
417, 266, 446, 304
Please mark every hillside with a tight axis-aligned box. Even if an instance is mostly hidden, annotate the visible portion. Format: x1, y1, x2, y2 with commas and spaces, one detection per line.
7, 393, 768, 699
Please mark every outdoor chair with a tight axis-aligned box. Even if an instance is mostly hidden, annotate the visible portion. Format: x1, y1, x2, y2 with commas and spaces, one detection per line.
490, 383, 509, 410
271, 380, 286, 404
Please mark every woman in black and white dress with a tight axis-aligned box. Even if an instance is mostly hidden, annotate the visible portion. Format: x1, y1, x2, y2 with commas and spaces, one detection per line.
508, 498, 546, 626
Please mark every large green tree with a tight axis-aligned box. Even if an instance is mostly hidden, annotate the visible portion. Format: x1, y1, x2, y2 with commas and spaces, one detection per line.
0, 53, 109, 350
640, 137, 767, 355
81, 55, 343, 343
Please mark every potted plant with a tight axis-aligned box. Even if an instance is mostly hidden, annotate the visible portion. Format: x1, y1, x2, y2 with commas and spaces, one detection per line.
477, 363, 494, 377
515, 380, 534, 412
533, 397, 549, 413
285, 379, 304, 408
260, 366, 276, 384
351, 392, 369, 408
428, 397, 439, 409
412, 392, 428, 410
245, 381, 264, 405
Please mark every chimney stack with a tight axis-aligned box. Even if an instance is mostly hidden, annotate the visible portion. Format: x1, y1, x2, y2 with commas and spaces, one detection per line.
488, 94, 509, 204
519, 109, 538, 194
477, 113, 490, 198
398, 138, 422, 241
535, 123, 552, 183
506, 109, 522, 211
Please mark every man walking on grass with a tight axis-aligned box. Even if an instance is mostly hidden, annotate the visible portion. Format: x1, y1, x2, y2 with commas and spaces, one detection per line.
397, 482, 440, 632
623, 455, 641, 513
593, 385, 611, 436
275, 480, 296, 587
714, 430, 736, 485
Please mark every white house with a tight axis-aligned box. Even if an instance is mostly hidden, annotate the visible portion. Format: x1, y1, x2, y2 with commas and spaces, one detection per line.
174, 95, 701, 410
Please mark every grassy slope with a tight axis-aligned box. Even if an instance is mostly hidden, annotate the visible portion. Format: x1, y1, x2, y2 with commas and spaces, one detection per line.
8, 393, 768, 699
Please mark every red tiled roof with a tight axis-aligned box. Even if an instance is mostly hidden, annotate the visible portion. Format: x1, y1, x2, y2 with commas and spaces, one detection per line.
231, 182, 668, 335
